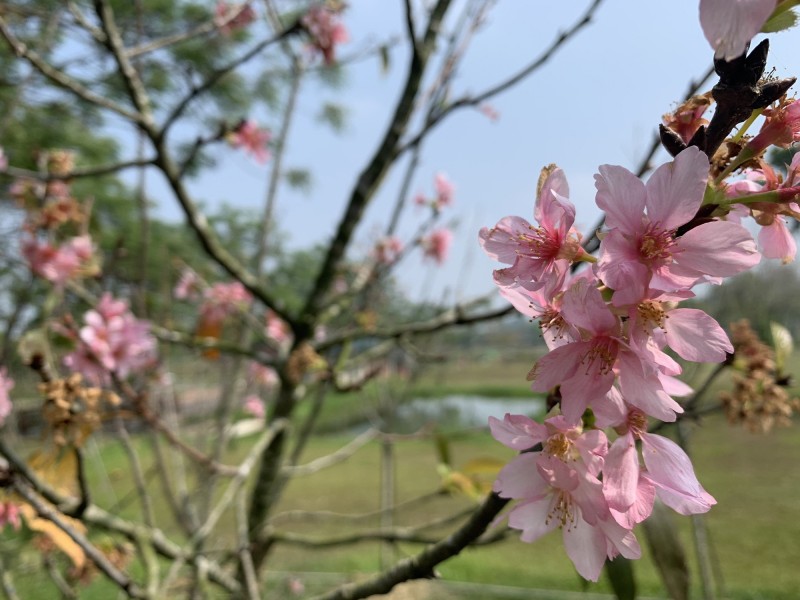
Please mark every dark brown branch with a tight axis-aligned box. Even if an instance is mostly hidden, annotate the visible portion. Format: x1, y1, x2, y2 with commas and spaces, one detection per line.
297, 0, 453, 338
310, 492, 509, 600
397, 0, 604, 155
0, 16, 143, 123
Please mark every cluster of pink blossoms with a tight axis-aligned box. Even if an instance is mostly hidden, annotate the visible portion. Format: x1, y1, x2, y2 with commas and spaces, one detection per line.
228, 120, 271, 164
214, 1, 256, 35
300, 5, 349, 65
480, 146, 764, 580
64, 294, 157, 386
21, 234, 95, 288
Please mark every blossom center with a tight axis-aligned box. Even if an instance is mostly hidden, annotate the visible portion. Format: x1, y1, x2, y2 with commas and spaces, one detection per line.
638, 226, 676, 263
544, 433, 572, 460
546, 490, 577, 530
627, 409, 648, 438
637, 300, 666, 329
519, 225, 561, 259
582, 338, 617, 375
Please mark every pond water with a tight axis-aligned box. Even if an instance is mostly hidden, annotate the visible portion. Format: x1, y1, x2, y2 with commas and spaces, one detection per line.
389, 395, 544, 432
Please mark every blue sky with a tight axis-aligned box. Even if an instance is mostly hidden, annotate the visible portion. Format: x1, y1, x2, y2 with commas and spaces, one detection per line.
152, 1, 800, 305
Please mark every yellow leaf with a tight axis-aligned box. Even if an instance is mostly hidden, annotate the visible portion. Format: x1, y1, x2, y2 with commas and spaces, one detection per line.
18, 503, 87, 569
27, 447, 79, 498
461, 457, 506, 477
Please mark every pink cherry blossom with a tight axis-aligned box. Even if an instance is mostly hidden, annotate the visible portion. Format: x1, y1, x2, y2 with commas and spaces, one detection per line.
64, 293, 157, 385
215, 1, 256, 35
0, 147, 7, 170
229, 120, 271, 163
248, 362, 278, 388
201, 282, 253, 325
0, 368, 13, 427
243, 394, 265, 418
264, 310, 292, 348
724, 156, 800, 263
596, 147, 760, 305
421, 228, 453, 264
630, 298, 733, 363
699, 0, 776, 61
21, 234, 95, 287
496, 453, 640, 581
174, 268, 201, 300
480, 167, 586, 291
0, 501, 20, 531
479, 104, 500, 122
434, 173, 455, 208
747, 98, 800, 154
301, 5, 349, 65
373, 236, 404, 265
529, 280, 683, 424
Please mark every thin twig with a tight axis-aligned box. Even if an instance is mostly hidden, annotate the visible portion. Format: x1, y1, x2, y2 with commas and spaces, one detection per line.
283, 427, 379, 477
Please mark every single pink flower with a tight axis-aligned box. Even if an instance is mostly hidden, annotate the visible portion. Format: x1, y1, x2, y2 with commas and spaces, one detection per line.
243, 394, 265, 418
174, 268, 201, 300
0, 501, 20, 531
248, 362, 278, 388
434, 172, 455, 208
747, 98, 800, 154
496, 454, 640, 582
480, 167, 586, 291
373, 236, 404, 265
596, 147, 760, 305
301, 5, 349, 65
479, 104, 500, 122
699, 0, 776, 61
0, 368, 14, 426
630, 299, 733, 363
0, 147, 7, 170
421, 228, 453, 264
229, 120, 271, 163
201, 282, 253, 325
264, 310, 292, 348
215, 1, 256, 35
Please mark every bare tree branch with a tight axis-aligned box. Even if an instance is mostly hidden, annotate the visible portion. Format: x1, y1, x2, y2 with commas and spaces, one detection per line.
0, 16, 144, 123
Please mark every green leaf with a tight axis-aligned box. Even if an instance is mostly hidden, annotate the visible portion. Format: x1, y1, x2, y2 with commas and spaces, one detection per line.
605, 556, 637, 600
317, 102, 348, 133
433, 432, 452, 467
379, 44, 391, 74
642, 499, 689, 600
284, 168, 312, 194
762, 8, 798, 33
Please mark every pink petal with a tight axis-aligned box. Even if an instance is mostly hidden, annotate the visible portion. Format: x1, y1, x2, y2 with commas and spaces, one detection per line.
479, 216, 534, 264
664, 308, 733, 362
489, 414, 547, 450
700, 0, 776, 61
560, 279, 618, 335
508, 497, 559, 543
528, 342, 586, 392
645, 147, 709, 230
640, 433, 716, 515
595, 164, 647, 234
603, 432, 639, 512
494, 454, 550, 499
562, 516, 607, 582
598, 517, 642, 560
610, 475, 656, 528
759, 218, 796, 263
535, 168, 573, 231
677, 220, 761, 277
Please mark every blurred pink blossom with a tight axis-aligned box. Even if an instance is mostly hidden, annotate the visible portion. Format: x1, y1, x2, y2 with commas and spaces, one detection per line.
201, 282, 253, 325
434, 173, 455, 208
64, 293, 157, 385
301, 5, 349, 65
248, 362, 278, 388
421, 228, 453, 264
0, 502, 20, 531
0, 368, 14, 427
479, 104, 500, 122
374, 236, 403, 264
174, 268, 202, 300
229, 120, 271, 163
215, 1, 256, 35
21, 234, 95, 287
243, 394, 265, 418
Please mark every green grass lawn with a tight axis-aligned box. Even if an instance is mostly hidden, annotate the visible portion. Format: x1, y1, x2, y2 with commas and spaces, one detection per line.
4, 354, 800, 599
